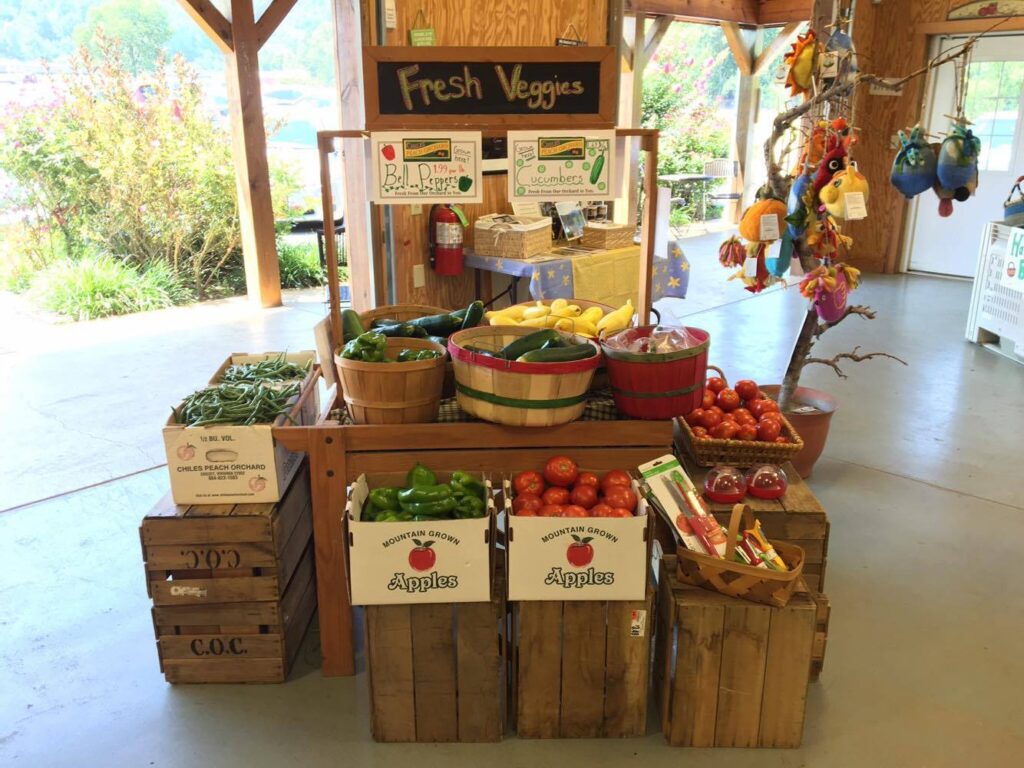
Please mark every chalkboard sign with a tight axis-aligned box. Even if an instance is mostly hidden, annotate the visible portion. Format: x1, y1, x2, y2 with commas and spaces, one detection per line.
364, 46, 617, 130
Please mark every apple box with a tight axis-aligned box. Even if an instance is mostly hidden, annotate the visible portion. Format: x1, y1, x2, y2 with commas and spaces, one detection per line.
206, 351, 317, 388
346, 472, 496, 606
503, 473, 651, 601
163, 352, 322, 505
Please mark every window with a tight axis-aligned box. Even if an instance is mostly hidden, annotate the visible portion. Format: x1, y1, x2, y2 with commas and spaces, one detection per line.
964, 60, 1024, 172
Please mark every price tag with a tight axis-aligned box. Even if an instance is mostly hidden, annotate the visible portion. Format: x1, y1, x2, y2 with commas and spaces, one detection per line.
630, 609, 647, 638
384, 0, 397, 28
819, 51, 839, 78
744, 255, 759, 277
844, 192, 867, 220
759, 214, 780, 241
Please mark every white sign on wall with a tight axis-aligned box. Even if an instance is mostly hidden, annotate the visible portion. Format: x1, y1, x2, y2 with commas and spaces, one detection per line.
508, 129, 615, 202
1000, 226, 1024, 292
370, 131, 482, 204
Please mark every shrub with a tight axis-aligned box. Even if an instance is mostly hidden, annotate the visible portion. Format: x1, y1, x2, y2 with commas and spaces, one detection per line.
32, 254, 190, 321
278, 241, 324, 288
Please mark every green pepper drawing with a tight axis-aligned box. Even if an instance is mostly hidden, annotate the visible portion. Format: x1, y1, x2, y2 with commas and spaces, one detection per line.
458, 176, 473, 192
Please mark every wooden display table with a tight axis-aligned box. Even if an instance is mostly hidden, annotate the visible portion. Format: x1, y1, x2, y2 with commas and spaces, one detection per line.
272, 419, 674, 677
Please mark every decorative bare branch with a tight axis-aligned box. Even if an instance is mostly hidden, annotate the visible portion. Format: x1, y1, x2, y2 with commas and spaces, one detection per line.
812, 304, 876, 337
805, 346, 908, 378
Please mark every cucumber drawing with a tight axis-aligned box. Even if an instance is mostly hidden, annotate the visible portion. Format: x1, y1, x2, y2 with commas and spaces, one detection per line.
589, 152, 605, 184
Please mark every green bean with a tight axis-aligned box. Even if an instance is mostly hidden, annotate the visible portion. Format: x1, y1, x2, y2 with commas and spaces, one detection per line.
174, 381, 302, 427
220, 353, 311, 384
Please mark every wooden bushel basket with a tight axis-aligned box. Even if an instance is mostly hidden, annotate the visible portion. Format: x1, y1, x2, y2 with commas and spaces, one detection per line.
447, 327, 602, 427
334, 337, 446, 424
359, 303, 450, 326
676, 504, 804, 608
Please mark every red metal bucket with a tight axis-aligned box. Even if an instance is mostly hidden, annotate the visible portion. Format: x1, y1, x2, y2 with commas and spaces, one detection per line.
601, 326, 710, 419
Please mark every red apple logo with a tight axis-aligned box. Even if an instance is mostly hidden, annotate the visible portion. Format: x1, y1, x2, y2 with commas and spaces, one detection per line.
381, 144, 396, 161
248, 476, 267, 493
1009, 262, 1017, 278
176, 443, 196, 461
566, 535, 594, 568
408, 539, 436, 572
979, 2, 997, 15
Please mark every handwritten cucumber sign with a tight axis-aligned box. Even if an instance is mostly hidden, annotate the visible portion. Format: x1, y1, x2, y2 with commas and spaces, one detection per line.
508, 130, 615, 202
1001, 226, 1024, 292
370, 131, 482, 204
363, 46, 617, 130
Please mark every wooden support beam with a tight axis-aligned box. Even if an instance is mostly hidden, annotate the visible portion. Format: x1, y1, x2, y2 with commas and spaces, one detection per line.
176, 0, 233, 53
255, 0, 299, 48
643, 15, 672, 62
721, 21, 753, 76
753, 21, 801, 76
627, 0, 758, 25
226, 0, 282, 307
757, 0, 812, 25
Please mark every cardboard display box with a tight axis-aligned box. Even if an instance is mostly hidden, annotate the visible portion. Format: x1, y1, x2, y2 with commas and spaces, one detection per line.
346, 471, 496, 606
162, 352, 322, 505
503, 473, 651, 602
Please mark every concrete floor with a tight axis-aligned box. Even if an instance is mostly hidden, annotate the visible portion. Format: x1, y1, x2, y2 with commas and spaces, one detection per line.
3, 273, 1024, 766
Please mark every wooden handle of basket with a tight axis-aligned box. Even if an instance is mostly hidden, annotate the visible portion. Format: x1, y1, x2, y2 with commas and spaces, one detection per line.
707, 364, 726, 385
723, 503, 755, 562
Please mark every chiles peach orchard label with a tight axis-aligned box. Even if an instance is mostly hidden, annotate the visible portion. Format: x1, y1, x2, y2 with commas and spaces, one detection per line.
364, 47, 617, 130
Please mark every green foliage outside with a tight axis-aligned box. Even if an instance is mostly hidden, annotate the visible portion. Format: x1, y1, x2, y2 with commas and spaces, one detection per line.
641, 23, 736, 226
73, 0, 171, 75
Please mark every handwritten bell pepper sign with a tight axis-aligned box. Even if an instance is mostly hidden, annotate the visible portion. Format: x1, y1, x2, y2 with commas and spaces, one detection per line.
370, 131, 482, 204
508, 130, 615, 202
1001, 226, 1024, 292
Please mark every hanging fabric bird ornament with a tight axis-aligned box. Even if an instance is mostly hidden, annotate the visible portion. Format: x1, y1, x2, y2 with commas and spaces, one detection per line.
813, 143, 848, 193
936, 123, 981, 197
800, 263, 861, 322
819, 166, 869, 220
718, 237, 747, 268
786, 174, 813, 237
890, 125, 938, 199
734, 198, 788, 293
784, 31, 818, 99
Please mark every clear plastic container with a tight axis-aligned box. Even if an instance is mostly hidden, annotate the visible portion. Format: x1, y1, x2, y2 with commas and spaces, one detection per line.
745, 464, 788, 500
703, 466, 747, 504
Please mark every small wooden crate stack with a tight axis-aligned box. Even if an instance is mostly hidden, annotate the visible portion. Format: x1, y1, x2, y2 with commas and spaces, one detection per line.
140, 465, 316, 684
654, 557, 817, 748
685, 459, 830, 591
364, 571, 507, 742
513, 585, 655, 738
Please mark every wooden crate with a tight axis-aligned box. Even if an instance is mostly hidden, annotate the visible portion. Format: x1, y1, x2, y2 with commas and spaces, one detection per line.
141, 465, 316, 684
364, 571, 507, 742
683, 458, 830, 591
513, 582, 655, 738
810, 590, 831, 680
654, 557, 816, 748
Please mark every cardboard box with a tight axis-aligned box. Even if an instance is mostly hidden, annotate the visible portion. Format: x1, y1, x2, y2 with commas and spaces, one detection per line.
207, 351, 317, 387
163, 352, 321, 505
503, 474, 651, 601
346, 472, 496, 606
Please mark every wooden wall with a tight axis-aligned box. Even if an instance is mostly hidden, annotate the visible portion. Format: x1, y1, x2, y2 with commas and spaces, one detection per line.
364, 0, 611, 308
849, 0, 1024, 273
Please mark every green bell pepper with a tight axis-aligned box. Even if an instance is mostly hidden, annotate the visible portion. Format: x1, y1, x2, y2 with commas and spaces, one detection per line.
454, 495, 486, 519
398, 484, 451, 505
406, 463, 436, 488
399, 498, 456, 517
361, 498, 379, 521
369, 487, 401, 512
375, 510, 413, 522
450, 471, 485, 500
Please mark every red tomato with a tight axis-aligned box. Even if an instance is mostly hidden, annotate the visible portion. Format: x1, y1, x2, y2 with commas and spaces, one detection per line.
542, 486, 570, 505
570, 484, 598, 509
539, 504, 563, 517
748, 399, 769, 419
699, 409, 722, 429
600, 470, 631, 492
512, 493, 543, 514
705, 377, 727, 394
590, 502, 614, 518
684, 408, 705, 427
701, 389, 716, 408
757, 419, 782, 442
575, 471, 600, 489
710, 421, 738, 440
735, 424, 758, 441
716, 389, 741, 412
759, 399, 780, 415
691, 426, 709, 439
759, 411, 783, 423
603, 486, 637, 511
560, 505, 588, 518
774, 436, 790, 444
544, 456, 578, 487
513, 471, 545, 496
734, 379, 759, 401
720, 412, 737, 423
707, 405, 724, 417
516, 508, 537, 517
605, 507, 634, 518
732, 407, 755, 426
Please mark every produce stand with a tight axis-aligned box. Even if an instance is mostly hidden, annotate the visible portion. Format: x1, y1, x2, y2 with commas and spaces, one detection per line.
272, 419, 674, 677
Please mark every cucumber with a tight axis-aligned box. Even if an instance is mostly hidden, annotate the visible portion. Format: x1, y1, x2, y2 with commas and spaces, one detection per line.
516, 343, 597, 363
590, 152, 606, 184
461, 300, 485, 330
408, 312, 463, 337
540, 337, 565, 350
341, 309, 365, 343
498, 329, 562, 360
427, 335, 450, 349
369, 317, 398, 328
375, 323, 427, 338
464, 345, 495, 356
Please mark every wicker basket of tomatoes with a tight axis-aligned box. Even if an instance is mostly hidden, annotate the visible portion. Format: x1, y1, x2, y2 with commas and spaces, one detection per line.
676, 367, 804, 468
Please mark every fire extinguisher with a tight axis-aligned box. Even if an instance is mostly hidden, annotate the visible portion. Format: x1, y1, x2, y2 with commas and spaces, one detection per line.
429, 204, 467, 276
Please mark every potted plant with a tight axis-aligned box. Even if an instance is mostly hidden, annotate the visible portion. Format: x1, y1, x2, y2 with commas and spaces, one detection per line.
723, 22, 981, 476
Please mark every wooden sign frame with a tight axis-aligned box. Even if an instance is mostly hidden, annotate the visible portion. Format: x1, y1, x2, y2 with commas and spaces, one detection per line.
363, 46, 618, 131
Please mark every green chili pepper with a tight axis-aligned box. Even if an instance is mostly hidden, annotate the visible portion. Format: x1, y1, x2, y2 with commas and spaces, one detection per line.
454, 495, 486, 519
399, 498, 456, 516
369, 487, 401, 511
406, 463, 436, 488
